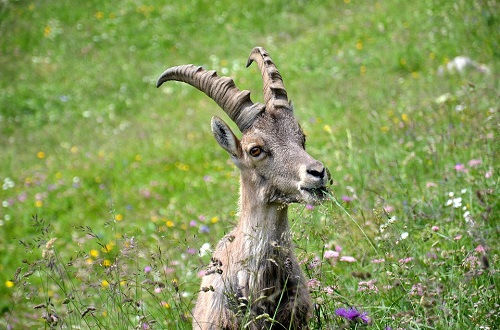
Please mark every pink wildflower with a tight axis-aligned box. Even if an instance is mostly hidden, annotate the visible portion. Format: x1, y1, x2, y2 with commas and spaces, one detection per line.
398, 257, 413, 264
467, 159, 482, 167
340, 256, 356, 263
371, 258, 385, 263
426, 182, 438, 188
307, 278, 321, 288
431, 226, 439, 232
324, 286, 335, 295
358, 279, 379, 293
163, 267, 175, 274
324, 250, 340, 259
383, 205, 394, 213
463, 255, 481, 269
410, 283, 425, 296
475, 245, 485, 253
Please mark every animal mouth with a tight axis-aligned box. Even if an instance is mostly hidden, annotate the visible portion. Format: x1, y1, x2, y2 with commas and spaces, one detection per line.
301, 186, 330, 200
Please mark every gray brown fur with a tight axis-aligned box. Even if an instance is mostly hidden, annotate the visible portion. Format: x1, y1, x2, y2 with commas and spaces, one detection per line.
157, 47, 329, 329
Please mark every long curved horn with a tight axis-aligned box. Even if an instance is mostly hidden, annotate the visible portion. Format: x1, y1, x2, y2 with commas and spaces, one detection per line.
246, 47, 289, 110
157, 65, 264, 131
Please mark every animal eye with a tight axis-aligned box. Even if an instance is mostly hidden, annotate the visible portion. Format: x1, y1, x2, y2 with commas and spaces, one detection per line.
249, 147, 262, 157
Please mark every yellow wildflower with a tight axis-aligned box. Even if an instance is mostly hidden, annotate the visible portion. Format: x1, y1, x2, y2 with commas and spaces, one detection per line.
44, 26, 51, 38
102, 242, 115, 252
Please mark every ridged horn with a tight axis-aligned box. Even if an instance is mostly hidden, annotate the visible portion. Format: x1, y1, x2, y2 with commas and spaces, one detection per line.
156, 65, 264, 131
246, 47, 289, 110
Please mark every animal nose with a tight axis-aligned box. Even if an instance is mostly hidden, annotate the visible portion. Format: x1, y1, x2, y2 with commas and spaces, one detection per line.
306, 163, 326, 179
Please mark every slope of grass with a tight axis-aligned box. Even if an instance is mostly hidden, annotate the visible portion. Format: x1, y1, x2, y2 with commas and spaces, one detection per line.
1, 0, 498, 328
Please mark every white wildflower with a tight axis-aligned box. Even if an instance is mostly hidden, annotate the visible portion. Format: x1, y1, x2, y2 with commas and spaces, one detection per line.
2, 178, 15, 190
446, 197, 462, 208
199, 243, 211, 257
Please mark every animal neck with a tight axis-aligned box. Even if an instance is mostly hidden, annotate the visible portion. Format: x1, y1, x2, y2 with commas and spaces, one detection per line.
237, 176, 290, 243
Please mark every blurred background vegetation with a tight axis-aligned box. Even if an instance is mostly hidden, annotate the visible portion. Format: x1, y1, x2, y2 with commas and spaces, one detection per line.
0, 0, 498, 328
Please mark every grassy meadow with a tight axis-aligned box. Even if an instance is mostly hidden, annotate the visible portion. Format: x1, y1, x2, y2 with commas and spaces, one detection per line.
1, 0, 498, 328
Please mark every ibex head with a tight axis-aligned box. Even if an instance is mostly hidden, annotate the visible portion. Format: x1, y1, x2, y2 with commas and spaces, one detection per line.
157, 47, 329, 205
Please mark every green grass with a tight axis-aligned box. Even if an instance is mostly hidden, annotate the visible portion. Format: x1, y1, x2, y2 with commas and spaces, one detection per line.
1, 0, 498, 328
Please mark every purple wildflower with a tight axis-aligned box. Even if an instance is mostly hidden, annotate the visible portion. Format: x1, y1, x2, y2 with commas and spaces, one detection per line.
335, 307, 370, 323
454, 163, 468, 173
342, 195, 353, 202
308, 256, 320, 269
17, 192, 28, 202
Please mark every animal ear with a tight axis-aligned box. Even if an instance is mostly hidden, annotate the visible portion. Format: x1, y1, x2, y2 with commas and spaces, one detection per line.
211, 116, 240, 158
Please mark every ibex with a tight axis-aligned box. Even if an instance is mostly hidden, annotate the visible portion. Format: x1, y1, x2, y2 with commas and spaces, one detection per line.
157, 47, 329, 329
